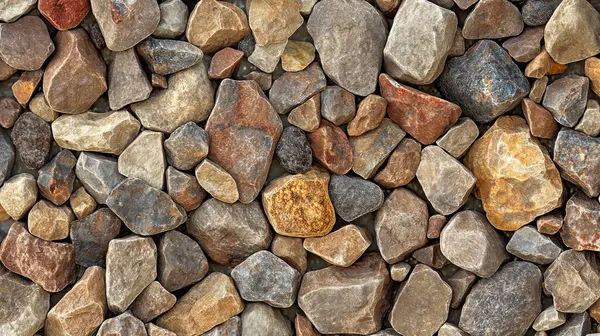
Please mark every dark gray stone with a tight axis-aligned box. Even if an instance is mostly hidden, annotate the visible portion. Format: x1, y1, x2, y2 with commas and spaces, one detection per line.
37, 150, 76, 206
241, 303, 292, 336
276, 126, 312, 174
70, 208, 122, 267
137, 37, 203, 75
158, 230, 209, 292
0, 131, 15, 186
554, 128, 600, 198
329, 174, 384, 222
269, 63, 326, 114
506, 225, 563, 264
542, 75, 589, 127
550, 313, 590, 336
75, 152, 125, 204
10, 112, 51, 170
522, 0, 560, 27
164, 121, 209, 171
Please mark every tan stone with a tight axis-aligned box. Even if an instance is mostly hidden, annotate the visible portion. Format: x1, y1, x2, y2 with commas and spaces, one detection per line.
147, 323, 176, 336
118, 130, 166, 189
347, 94, 387, 137
70, 187, 97, 219
529, 76, 548, 104
525, 48, 568, 78
29, 93, 59, 122
130, 281, 176, 323
0, 173, 37, 220
12, 70, 42, 107
247, 0, 303, 46
373, 138, 421, 189
282, 40, 315, 72
288, 94, 321, 132
195, 159, 239, 204
28, 200, 74, 241
303, 224, 371, 267
271, 234, 307, 274
586, 57, 600, 96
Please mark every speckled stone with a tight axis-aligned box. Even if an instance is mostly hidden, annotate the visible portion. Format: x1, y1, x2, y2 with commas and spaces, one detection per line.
347, 94, 387, 137
247, 0, 303, 47
529, 76, 548, 103
0, 16, 54, 71
562, 193, 600, 251
575, 100, 600, 137
118, 130, 166, 189
435, 118, 479, 158
0, 173, 37, 220
320, 86, 355, 126
0, 98, 21, 128
276, 126, 313, 174
269, 63, 327, 114
158, 230, 208, 292
137, 37, 203, 75
390, 262, 411, 282
303, 224, 371, 267
462, 0, 524, 39
542, 74, 589, 127
506, 225, 562, 264
522, 0, 557, 26
130, 281, 176, 323
373, 138, 421, 189
308, 120, 353, 175
97, 311, 147, 336
75, 152, 125, 204
554, 128, 600, 198
328, 174, 384, 222
11, 112, 51, 170
195, 158, 239, 204
0, 270, 49, 336
550, 312, 591, 336
166, 167, 206, 212
70, 208, 121, 267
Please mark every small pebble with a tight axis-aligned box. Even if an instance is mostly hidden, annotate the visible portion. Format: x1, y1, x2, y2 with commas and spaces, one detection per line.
390, 262, 411, 282
575, 100, 600, 137
373, 138, 421, 189
208, 47, 244, 79
435, 117, 479, 158
108, 48, 153, 111
351, 118, 405, 179
0, 97, 21, 128
70, 208, 121, 267
537, 213, 563, 235
28, 200, 74, 241
12, 70, 43, 107
70, 186, 97, 219
288, 94, 321, 132
506, 225, 563, 264
522, 98, 558, 139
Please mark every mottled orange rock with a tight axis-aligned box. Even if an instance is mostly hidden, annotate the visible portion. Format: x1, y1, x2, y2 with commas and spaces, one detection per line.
39, 0, 90, 30
262, 167, 335, 238
373, 137, 421, 189
347, 94, 387, 137
12, 70, 43, 107
464, 116, 563, 230
585, 57, 600, 96
288, 94, 321, 132
271, 234, 307, 274
208, 47, 244, 79
303, 224, 371, 267
307, 120, 352, 174
524, 48, 568, 78
536, 213, 563, 235
522, 98, 558, 139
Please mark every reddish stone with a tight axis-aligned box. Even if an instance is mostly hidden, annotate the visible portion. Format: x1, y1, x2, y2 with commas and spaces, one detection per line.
379, 73, 461, 145
39, 0, 90, 30
307, 120, 353, 174
12, 70, 43, 107
427, 214, 448, 239
0, 98, 21, 128
296, 314, 321, 336
347, 94, 386, 137
208, 47, 244, 80
373, 137, 421, 189
0, 222, 76, 292
151, 73, 168, 89
522, 98, 558, 139
537, 213, 563, 235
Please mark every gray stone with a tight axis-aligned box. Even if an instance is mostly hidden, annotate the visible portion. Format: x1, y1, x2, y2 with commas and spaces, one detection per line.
153, 0, 189, 38
445, 268, 477, 309
328, 174, 384, 222
533, 306, 566, 331
97, 311, 147, 336
554, 128, 600, 198
435, 118, 479, 159
276, 126, 312, 174
118, 130, 166, 190
0, 0, 36, 22
165, 167, 206, 211
0, 131, 15, 186
241, 303, 292, 336
158, 230, 208, 292
37, 150, 76, 206
383, 0, 457, 85
530, 76, 548, 103
202, 316, 241, 336
506, 225, 562, 264
320, 86, 356, 126
76, 152, 125, 204
522, 0, 558, 26
164, 122, 209, 171
137, 37, 203, 75
0, 271, 49, 336
11, 112, 51, 170
462, 0, 524, 39
563, 193, 600, 251
438, 323, 469, 336
245, 70, 272, 91
460, 261, 542, 336
248, 41, 287, 73
0, 16, 54, 71
0, 173, 37, 220
108, 48, 152, 111
70, 208, 121, 267
575, 100, 600, 137
550, 313, 591, 336
269, 62, 327, 114
307, 0, 387, 95
130, 281, 176, 323
542, 75, 589, 127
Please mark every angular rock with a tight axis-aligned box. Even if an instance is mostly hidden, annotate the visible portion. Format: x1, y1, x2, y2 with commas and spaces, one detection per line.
550, 313, 591, 336
438, 40, 529, 123
303, 224, 371, 267
347, 94, 386, 137
0, 173, 37, 220
241, 303, 292, 336
106, 235, 157, 314
11, 112, 51, 170
166, 167, 206, 211
0, 271, 49, 336
502, 26, 544, 63
563, 193, 600, 251
0, 98, 20, 128
201, 316, 241, 336
164, 121, 209, 171
522, 0, 557, 26
550, 75, 591, 127
12, 70, 43, 107
530, 76, 548, 103
282, 40, 315, 72
138, 37, 203, 75
524, 48, 568, 78
0, 0, 36, 22
153, 0, 188, 38
435, 118, 479, 158
307, 120, 353, 174
118, 130, 166, 189
390, 262, 411, 282
0, 16, 54, 71
522, 98, 558, 139
554, 128, 600, 197
108, 48, 152, 110
288, 94, 321, 132
295, 315, 319, 336
276, 126, 312, 174
0, 132, 14, 184
575, 100, 600, 137
195, 159, 239, 204
269, 62, 327, 114
39, 0, 89, 30
537, 213, 563, 235
533, 306, 566, 331
152, 74, 168, 88
320, 86, 355, 126
445, 268, 477, 309
586, 57, 600, 96
375, 0, 401, 13
373, 138, 421, 188
462, 0, 524, 39
208, 47, 244, 79
328, 174, 384, 221
75, 152, 125, 204
506, 225, 562, 264
130, 281, 176, 322
427, 215, 448, 239
148, 323, 177, 336
158, 230, 208, 292
28, 200, 74, 241
70, 208, 121, 267
375, 188, 428, 263
0, 58, 16, 80
97, 311, 147, 336
244, 70, 272, 91
412, 244, 448, 269
247, 0, 302, 46
440, 210, 508, 278
37, 149, 76, 206
271, 234, 307, 275
70, 187, 97, 219
448, 28, 466, 57
247, 40, 286, 73
187, 198, 272, 266
43, 29, 107, 114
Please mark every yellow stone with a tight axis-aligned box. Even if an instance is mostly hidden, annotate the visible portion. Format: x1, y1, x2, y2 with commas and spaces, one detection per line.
282, 40, 316, 72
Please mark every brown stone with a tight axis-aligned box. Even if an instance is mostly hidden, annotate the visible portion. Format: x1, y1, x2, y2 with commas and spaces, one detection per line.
208, 47, 244, 79
0, 16, 54, 71
413, 244, 449, 269
28, 200, 74, 241
269, 63, 327, 114
37, 149, 77, 206
245, 70, 272, 91
43, 29, 107, 114
152, 73, 168, 89
522, 98, 558, 139
130, 281, 177, 323
586, 57, 600, 96
70, 187, 97, 219
0, 222, 75, 292
166, 167, 206, 212
529, 76, 548, 104
435, 117, 479, 159
537, 213, 563, 235
195, 159, 239, 204
247, 0, 303, 46
502, 26, 544, 63
462, 0, 524, 39
307, 120, 352, 174
347, 94, 387, 137
320, 86, 356, 126
39, 0, 90, 30
271, 234, 307, 274
11, 112, 52, 170
525, 48, 568, 79
29, 93, 59, 122
282, 40, 315, 72
303, 224, 371, 267
296, 314, 321, 336
390, 262, 411, 282
288, 94, 321, 132
562, 193, 600, 251
98, 311, 147, 336
445, 268, 477, 309
0, 98, 21, 128
427, 214, 448, 239
351, 118, 405, 179
0, 58, 16, 80
373, 137, 421, 189
12, 70, 43, 107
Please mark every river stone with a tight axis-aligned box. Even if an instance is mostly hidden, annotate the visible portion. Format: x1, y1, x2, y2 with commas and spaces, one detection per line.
303, 224, 371, 267
137, 37, 203, 75
586, 57, 600, 96
551, 313, 591, 336
44, 266, 106, 336
563, 194, 600, 251
247, 40, 287, 73
502, 26, 544, 63
373, 138, 421, 188
157, 273, 244, 336
164, 122, 209, 171
271, 235, 307, 275
440, 210, 508, 278
464, 117, 563, 231
131, 62, 214, 133
241, 303, 292, 336
206, 79, 282, 203
276, 126, 312, 174
39, 0, 89, 30
575, 100, 600, 137
542, 75, 589, 127
0, 16, 54, 71
0, 173, 37, 220
281, 40, 315, 72
187, 198, 272, 266
153, 0, 188, 38
247, 0, 302, 47
75, 152, 125, 204
107, 178, 187, 236
0, 222, 75, 292
130, 281, 176, 322
0, 271, 49, 336
554, 128, 600, 198
288, 94, 321, 132
11, 112, 51, 170
307, 0, 387, 95
0, 0, 36, 22
118, 130, 166, 189
383, 0, 456, 85
320, 86, 355, 126
328, 174, 384, 221
269, 62, 327, 114
70, 187, 97, 219
298, 253, 390, 334
347, 94, 387, 137
108, 48, 152, 111
106, 235, 157, 314
166, 167, 206, 211
195, 158, 239, 204
208, 47, 244, 79
522, 98, 558, 139
70, 208, 121, 267
375, 188, 428, 263
158, 230, 208, 292
0, 132, 15, 186
459, 261, 543, 336
438, 40, 529, 123
202, 316, 241, 336
28, 200, 74, 241
37, 150, 76, 206
462, 0, 524, 39
506, 225, 562, 264
533, 306, 566, 331
97, 311, 147, 336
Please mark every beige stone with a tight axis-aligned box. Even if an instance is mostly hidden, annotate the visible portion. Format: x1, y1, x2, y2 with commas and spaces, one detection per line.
118, 130, 166, 189
282, 41, 315, 72
0, 173, 37, 220
70, 187, 97, 219
28, 200, 74, 241
194, 159, 239, 204
303, 224, 371, 267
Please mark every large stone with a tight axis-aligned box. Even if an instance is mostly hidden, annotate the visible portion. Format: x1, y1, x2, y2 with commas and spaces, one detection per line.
271, 235, 307, 275
0, 0, 36, 22
373, 138, 421, 188
241, 303, 292, 336
506, 225, 562, 264
75, 152, 125, 204
307, 0, 387, 95
11, 112, 51, 170
153, 0, 188, 38
328, 174, 384, 221
247, 0, 303, 46
308, 120, 353, 174
108, 48, 152, 111
462, 0, 523, 39
542, 75, 589, 127
137, 37, 203, 75
0, 16, 54, 70
37, 150, 76, 206
0, 271, 49, 336
70, 208, 121, 267
118, 130, 166, 189
298, 253, 390, 334
554, 128, 600, 197
130, 281, 176, 322
206, 79, 281, 203
563, 193, 600, 250
464, 116, 563, 231
28, 200, 74, 241
106, 235, 157, 314
158, 230, 208, 292
276, 126, 312, 174
438, 40, 529, 123
383, 0, 456, 85
97, 311, 147, 336
195, 159, 239, 204
0, 131, 14, 186
347, 94, 387, 137
0, 222, 75, 292
0, 173, 37, 220
269, 62, 327, 114
39, 0, 89, 30
165, 167, 206, 212
43, 29, 107, 114
187, 199, 272, 266
303, 224, 371, 267
320, 86, 355, 126
164, 122, 209, 171
435, 117, 479, 158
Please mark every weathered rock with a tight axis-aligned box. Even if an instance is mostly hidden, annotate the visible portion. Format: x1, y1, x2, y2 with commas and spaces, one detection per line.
0, 173, 37, 220
70, 187, 97, 219
460, 261, 542, 336
137, 37, 203, 76
544, 250, 600, 313
373, 138, 421, 188
107, 178, 187, 235
276, 126, 312, 174
166, 167, 206, 211
158, 230, 208, 292
464, 117, 563, 230
0, 131, 14, 184
506, 225, 562, 264
244, 70, 272, 91
412, 244, 448, 269
390, 262, 411, 282
247, 40, 286, 73
562, 193, 600, 251
37, 150, 76, 206
27, 94, 57, 123
575, 100, 600, 137
106, 235, 157, 314
550, 312, 591, 336
304, 224, 371, 267
320, 86, 355, 126
269, 62, 327, 114
307, 0, 386, 95
375, 188, 428, 263
308, 120, 352, 174
383, 0, 456, 85
295, 315, 320, 336
328, 174, 384, 221
70, 208, 121, 267
0, 0, 36, 22
0, 16, 54, 71
448, 28, 466, 57
271, 234, 307, 274
347, 94, 386, 137
201, 316, 241, 336
532, 306, 566, 331
164, 122, 209, 171
0, 271, 49, 336
262, 168, 335, 238
195, 159, 239, 203
39, 0, 89, 30
438, 324, 469, 336
130, 281, 176, 322
108, 48, 152, 111
440, 210, 508, 278
530, 76, 548, 103
375, 0, 401, 14
502, 26, 544, 63
590, 299, 600, 323
97, 311, 147, 336
522, 98, 558, 139
12, 70, 43, 107
537, 213, 563, 235
131, 62, 214, 133
153, 0, 188, 38
187, 198, 272, 266
445, 268, 477, 309
75, 152, 125, 204
0, 222, 75, 292
28, 200, 74, 241
247, 0, 302, 47
11, 112, 51, 170
435, 118, 479, 158
282, 40, 315, 72
586, 57, 600, 96
0, 58, 16, 81
157, 273, 244, 336
298, 253, 390, 334
522, 0, 557, 26
462, 0, 524, 39
118, 130, 166, 189
288, 94, 321, 132
542, 75, 589, 127
44, 266, 106, 336
43, 29, 107, 114
438, 40, 529, 123
554, 128, 600, 197
524, 48, 568, 78
0, 98, 20, 128
241, 303, 292, 336
148, 323, 177, 336
152, 73, 168, 89
208, 47, 244, 79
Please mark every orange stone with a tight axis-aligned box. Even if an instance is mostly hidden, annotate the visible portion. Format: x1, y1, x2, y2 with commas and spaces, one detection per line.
585, 57, 600, 96
307, 120, 353, 174
12, 70, 43, 107
347, 94, 386, 137
522, 98, 558, 139
524, 48, 568, 78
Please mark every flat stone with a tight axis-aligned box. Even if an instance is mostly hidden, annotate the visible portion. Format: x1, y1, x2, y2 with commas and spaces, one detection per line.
262, 167, 335, 238
438, 40, 529, 123
543, 75, 589, 127
0, 98, 20, 128
0, 16, 54, 70
373, 138, 421, 188
530, 76, 548, 103
11, 112, 51, 170
522, 0, 558, 26
130, 281, 176, 322
269, 63, 326, 114
75, 152, 125, 204
544, 250, 600, 313
462, 0, 523, 39
208, 47, 244, 79
440, 210, 508, 278
575, 100, 600, 137
12, 70, 42, 107
308, 0, 387, 95
187, 198, 272, 266
164, 122, 209, 171
544, 0, 600, 64
383, 0, 456, 85
320, 86, 355, 126
375, 188, 428, 263
554, 128, 600, 197
195, 158, 239, 204
533, 306, 566, 331
347, 94, 386, 137
412, 244, 448, 269
37, 150, 76, 206
502, 26, 544, 63
438, 324, 469, 336
39, 0, 89, 30
276, 126, 312, 174
282, 40, 315, 72
206, 79, 282, 203
157, 273, 244, 335
304, 224, 371, 267
0, 271, 49, 336
97, 311, 147, 336
70, 187, 97, 219
166, 167, 206, 211
241, 303, 292, 336
298, 253, 390, 334
506, 225, 563, 264
107, 178, 187, 236
131, 62, 214, 133
91, 0, 159, 51
445, 268, 477, 308
148, 323, 177, 336
271, 234, 307, 274
0, 222, 75, 292
524, 48, 568, 78
0, 173, 37, 220
247, 0, 302, 46
288, 94, 321, 132
43, 29, 107, 114
29, 93, 59, 122
295, 315, 319, 336
522, 98, 558, 139
28, 200, 74, 241
459, 261, 542, 336
328, 174, 384, 221
435, 118, 478, 158
550, 313, 591, 336
417, 146, 476, 215
201, 316, 241, 336
390, 262, 411, 282
153, 0, 188, 38
0, 0, 36, 22
351, 118, 405, 179
106, 235, 157, 314
464, 117, 563, 230
158, 230, 208, 292
44, 266, 106, 336
138, 37, 203, 76
118, 130, 166, 189
108, 48, 153, 110
70, 208, 121, 267
244, 70, 272, 91
563, 193, 600, 251
537, 213, 563, 235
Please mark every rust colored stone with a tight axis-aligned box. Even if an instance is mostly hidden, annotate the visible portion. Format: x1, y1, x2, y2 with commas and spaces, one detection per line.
0, 98, 21, 128
296, 314, 321, 336
427, 214, 448, 239
525, 48, 568, 78
347, 94, 387, 137
208, 47, 244, 79
537, 213, 563, 235
37, 149, 77, 206
373, 137, 421, 189
288, 94, 321, 132
522, 98, 558, 139
585, 57, 600, 96
151, 73, 168, 89
307, 120, 352, 174
39, 0, 90, 30
12, 70, 43, 107
590, 299, 600, 323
